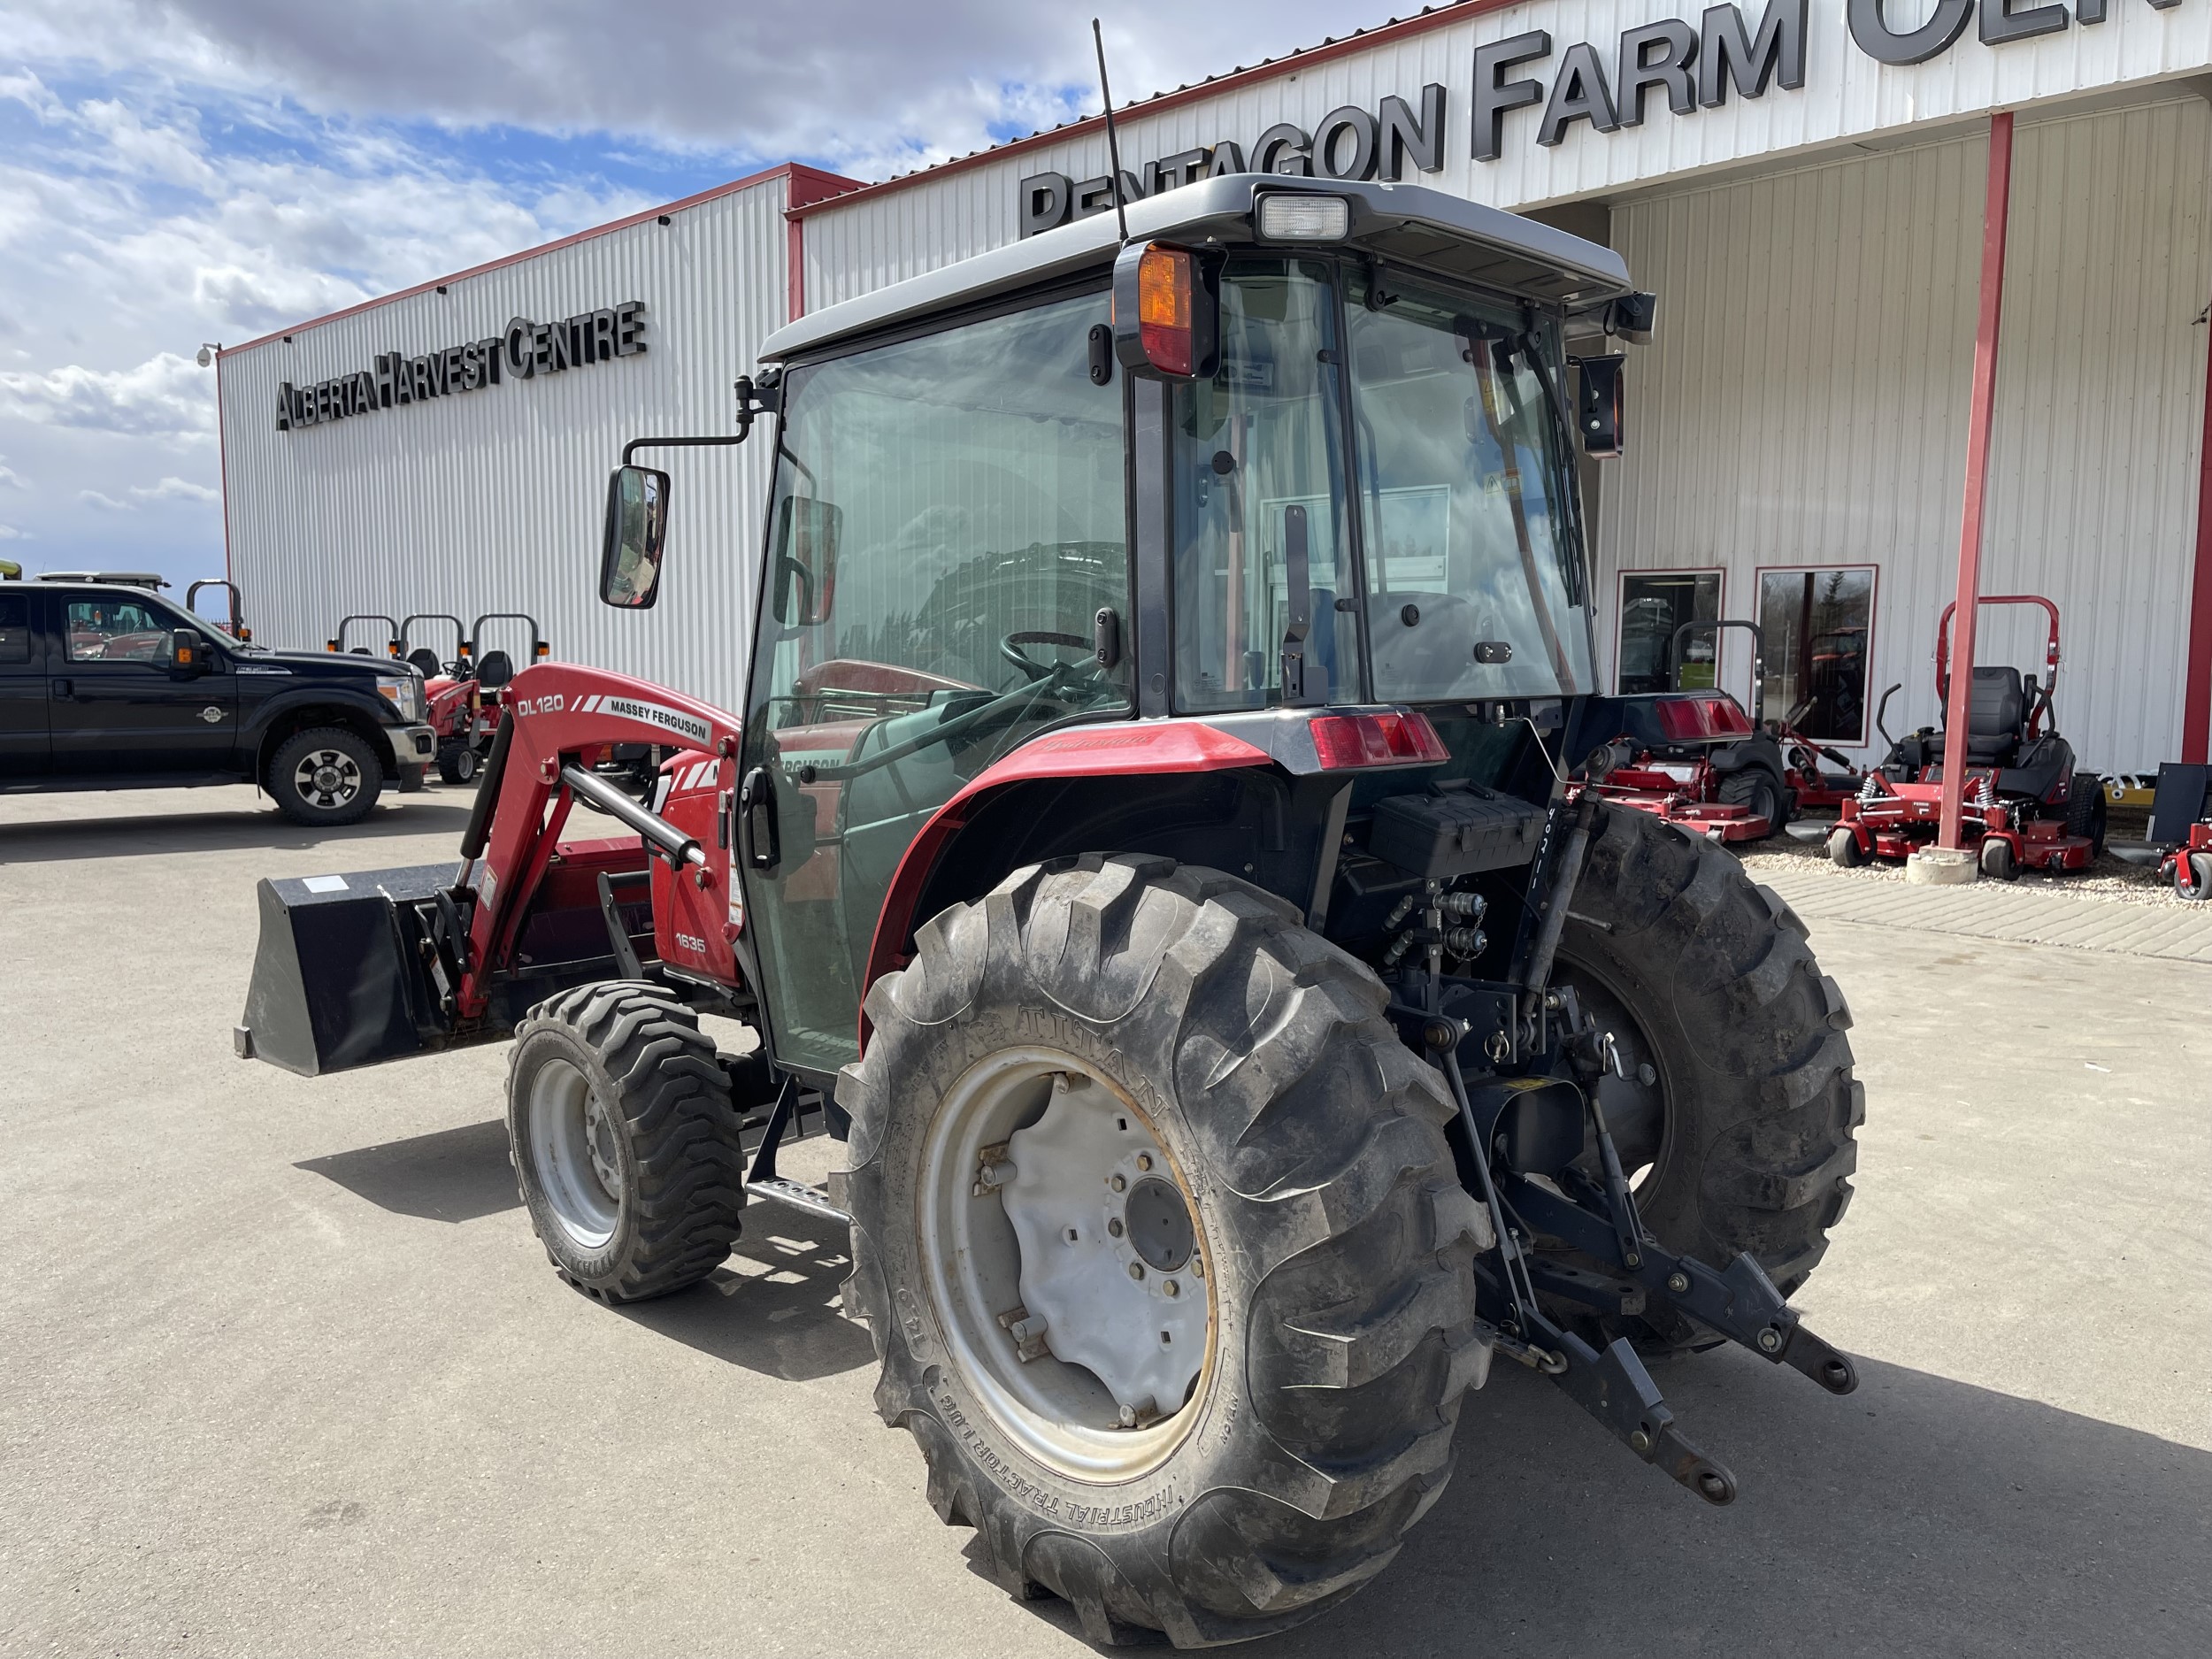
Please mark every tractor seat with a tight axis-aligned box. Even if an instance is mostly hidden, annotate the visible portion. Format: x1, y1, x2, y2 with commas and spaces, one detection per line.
1933, 666, 2025, 766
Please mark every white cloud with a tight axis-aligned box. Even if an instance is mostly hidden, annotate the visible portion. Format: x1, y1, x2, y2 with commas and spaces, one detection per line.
136, 474, 219, 503
0, 462, 22, 488
79, 488, 129, 509
0, 353, 214, 442
0, 522, 27, 538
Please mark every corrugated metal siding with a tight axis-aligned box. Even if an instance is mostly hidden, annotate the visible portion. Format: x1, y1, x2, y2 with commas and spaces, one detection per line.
806, 0, 2212, 309
219, 174, 788, 714
1599, 96, 2209, 771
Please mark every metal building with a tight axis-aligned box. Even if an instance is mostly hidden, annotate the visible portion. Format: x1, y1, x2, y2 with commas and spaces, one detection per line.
218, 0, 2212, 771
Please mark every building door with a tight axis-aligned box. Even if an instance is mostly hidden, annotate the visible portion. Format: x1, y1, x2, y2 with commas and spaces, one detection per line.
1756, 566, 1876, 746
0, 589, 48, 779
49, 595, 236, 775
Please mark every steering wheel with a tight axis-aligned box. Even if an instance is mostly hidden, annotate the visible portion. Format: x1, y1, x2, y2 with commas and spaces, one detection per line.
1000, 630, 1090, 683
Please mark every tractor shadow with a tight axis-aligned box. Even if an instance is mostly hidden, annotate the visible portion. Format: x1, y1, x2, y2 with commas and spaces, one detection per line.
1260, 1348, 2211, 1659
615, 1206, 873, 1384
0, 798, 472, 864
296, 1118, 520, 1224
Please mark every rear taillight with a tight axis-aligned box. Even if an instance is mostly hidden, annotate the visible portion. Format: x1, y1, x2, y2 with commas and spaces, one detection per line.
1309, 711, 1450, 770
1112, 242, 1216, 380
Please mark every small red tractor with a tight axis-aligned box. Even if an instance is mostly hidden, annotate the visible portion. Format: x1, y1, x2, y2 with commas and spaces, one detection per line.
400, 612, 491, 784
237, 179, 1863, 1646
187, 578, 250, 641
1830, 595, 2105, 879
327, 612, 401, 659
1581, 618, 1859, 840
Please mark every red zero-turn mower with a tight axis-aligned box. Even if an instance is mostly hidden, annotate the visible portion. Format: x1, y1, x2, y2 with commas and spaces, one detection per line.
230, 180, 1871, 1647
401, 612, 489, 784
2123, 763, 2212, 900
1830, 595, 2105, 879
1576, 621, 1806, 841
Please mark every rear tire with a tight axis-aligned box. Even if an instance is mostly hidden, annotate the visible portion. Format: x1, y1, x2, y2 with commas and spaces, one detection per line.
507, 982, 745, 1302
1552, 809, 1861, 1351
2065, 772, 2108, 856
436, 742, 479, 785
841, 855, 1488, 1647
265, 726, 382, 826
1717, 765, 1786, 838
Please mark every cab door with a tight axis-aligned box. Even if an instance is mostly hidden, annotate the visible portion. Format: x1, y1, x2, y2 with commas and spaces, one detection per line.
0, 588, 49, 780
735, 289, 1130, 1080
49, 595, 236, 775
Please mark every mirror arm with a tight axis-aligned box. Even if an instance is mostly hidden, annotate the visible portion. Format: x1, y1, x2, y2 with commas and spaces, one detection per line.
622, 433, 752, 464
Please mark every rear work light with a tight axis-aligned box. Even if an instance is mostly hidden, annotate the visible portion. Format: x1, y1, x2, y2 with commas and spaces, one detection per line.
1112, 242, 1217, 380
1256, 193, 1349, 242
1309, 710, 1450, 770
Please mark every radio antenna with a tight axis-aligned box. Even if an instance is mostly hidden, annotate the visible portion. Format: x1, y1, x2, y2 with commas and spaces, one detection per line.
1091, 19, 1130, 244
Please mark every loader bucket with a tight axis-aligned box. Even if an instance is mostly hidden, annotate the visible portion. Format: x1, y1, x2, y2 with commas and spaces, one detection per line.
235, 864, 459, 1077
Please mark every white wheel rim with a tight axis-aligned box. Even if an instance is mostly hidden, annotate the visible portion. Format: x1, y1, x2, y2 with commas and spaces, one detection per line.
918, 1047, 1214, 1482
294, 748, 362, 810
529, 1056, 620, 1248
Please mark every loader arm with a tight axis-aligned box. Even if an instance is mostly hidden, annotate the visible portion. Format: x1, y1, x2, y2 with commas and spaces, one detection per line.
457, 663, 745, 1018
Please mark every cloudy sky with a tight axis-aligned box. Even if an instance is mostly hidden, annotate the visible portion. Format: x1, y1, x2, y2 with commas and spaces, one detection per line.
0, 0, 1412, 600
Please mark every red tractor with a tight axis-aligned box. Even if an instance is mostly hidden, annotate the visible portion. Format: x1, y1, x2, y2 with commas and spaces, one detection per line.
1829, 595, 2105, 879
236, 180, 1863, 1646
400, 612, 491, 784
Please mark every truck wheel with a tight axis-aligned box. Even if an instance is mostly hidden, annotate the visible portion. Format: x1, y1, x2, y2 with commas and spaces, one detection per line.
1717, 765, 1786, 838
436, 742, 479, 785
840, 855, 1487, 1647
1552, 809, 1861, 1352
507, 982, 745, 1302
266, 726, 383, 826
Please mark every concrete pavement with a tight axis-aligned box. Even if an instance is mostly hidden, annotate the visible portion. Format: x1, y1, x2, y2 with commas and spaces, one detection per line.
2, 786, 2206, 1656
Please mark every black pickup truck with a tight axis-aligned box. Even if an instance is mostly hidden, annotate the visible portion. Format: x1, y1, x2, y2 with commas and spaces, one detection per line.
0, 573, 436, 826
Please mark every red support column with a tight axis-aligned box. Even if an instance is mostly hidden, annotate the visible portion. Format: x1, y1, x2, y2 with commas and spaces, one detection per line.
1939, 111, 2016, 852
2182, 321, 2212, 763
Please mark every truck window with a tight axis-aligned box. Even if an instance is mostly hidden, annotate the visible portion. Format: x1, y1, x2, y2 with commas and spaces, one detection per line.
0, 595, 29, 664
66, 600, 170, 664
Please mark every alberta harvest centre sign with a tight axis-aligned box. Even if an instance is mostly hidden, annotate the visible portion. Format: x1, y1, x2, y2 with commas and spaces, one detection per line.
274, 301, 649, 432
1017, 0, 2190, 234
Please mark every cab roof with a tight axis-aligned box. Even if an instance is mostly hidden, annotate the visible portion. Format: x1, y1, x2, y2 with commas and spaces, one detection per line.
761, 175, 1633, 365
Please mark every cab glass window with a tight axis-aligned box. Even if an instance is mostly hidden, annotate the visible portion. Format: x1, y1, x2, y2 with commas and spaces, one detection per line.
66, 600, 171, 664
1170, 257, 1359, 712
1344, 273, 1595, 700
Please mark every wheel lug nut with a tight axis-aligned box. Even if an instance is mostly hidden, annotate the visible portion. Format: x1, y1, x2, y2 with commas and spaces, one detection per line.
1109, 1174, 1126, 1193
1107, 1217, 1124, 1238
1127, 1263, 1144, 1280
1135, 1153, 1153, 1172
1162, 1279, 1179, 1297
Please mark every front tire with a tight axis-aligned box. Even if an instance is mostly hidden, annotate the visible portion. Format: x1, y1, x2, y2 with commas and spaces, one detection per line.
840, 856, 1489, 1647
1553, 809, 1861, 1349
436, 742, 479, 785
265, 726, 383, 826
507, 982, 745, 1302
2176, 851, 2212, 902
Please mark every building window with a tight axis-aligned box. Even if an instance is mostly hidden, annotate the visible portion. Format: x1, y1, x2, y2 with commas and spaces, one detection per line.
1756, 566, 1877, 745
1616, 570, 1722, 694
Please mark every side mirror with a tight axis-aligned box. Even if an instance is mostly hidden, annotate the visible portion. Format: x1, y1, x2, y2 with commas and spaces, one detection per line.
772, 496, 843, 626
599, 465, 670, 610
1576, 355, 1626, 458
168, 629, 207, 673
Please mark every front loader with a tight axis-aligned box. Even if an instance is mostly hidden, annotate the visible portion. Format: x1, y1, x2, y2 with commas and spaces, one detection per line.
238, 176, 1863, 1647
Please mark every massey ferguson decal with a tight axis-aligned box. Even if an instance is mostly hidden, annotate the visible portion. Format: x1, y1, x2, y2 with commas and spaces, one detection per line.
573, 693, 713, 749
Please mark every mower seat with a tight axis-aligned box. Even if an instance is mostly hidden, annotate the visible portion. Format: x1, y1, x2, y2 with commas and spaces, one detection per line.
1932, 666, 2024, 767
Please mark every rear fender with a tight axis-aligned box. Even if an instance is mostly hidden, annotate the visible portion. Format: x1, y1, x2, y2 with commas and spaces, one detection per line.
858, 719, 1272, 1048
